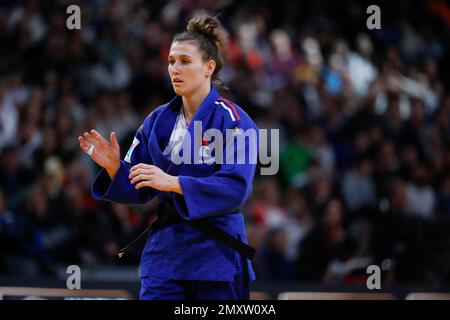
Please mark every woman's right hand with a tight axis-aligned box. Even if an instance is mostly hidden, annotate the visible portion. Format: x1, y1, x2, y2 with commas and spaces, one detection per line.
78, 129, 121, 179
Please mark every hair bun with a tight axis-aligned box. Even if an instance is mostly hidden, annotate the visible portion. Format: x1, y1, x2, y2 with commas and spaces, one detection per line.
186, 15, 226, 49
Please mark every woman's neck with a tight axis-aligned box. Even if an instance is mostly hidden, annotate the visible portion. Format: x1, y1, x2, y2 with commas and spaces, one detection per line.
182, 85, 210, 125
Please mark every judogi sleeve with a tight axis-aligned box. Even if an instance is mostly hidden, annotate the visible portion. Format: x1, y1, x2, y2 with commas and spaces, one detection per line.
173, 116, 258, 220
91, 115, 156, 204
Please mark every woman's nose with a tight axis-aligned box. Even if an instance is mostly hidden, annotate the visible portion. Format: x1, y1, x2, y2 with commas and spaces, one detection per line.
171, 62, 181, 74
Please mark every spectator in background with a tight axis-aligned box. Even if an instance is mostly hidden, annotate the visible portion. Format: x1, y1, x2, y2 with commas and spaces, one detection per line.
250, 178, 288, 229
0, 188, 46, 276
2, 185, 54, 276
373, 140, 400, 196
259, 227, 294, 280
341, 156, 377, 213
383, 179, 409, 216
308, 125, 335, 177
404, 163, 436, 219
6, 0, 47, 46
347, 33, 378, 99
266, 29, 300, 89
308, 175, 334, 218
295, 198, 357, 281
283, 188, 314, 262
0, 145, 34, 201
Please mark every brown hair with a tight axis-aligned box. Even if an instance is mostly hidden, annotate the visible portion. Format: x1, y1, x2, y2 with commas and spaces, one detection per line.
173, 15, 228, 86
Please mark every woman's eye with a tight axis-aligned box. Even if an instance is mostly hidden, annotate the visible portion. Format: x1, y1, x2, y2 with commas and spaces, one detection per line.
168, 59, 190, 65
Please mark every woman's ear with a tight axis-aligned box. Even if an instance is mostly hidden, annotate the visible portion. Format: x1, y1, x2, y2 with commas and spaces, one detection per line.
207, 60, 216, 77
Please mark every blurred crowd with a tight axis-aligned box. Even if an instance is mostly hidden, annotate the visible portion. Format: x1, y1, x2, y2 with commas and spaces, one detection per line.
1, 0, 450, 287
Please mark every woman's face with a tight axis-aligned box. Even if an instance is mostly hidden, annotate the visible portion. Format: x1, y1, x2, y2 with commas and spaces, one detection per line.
168, 41, 215, 96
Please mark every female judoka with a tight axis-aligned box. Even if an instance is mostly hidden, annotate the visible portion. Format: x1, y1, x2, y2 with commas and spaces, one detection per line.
78, 15, 258, 300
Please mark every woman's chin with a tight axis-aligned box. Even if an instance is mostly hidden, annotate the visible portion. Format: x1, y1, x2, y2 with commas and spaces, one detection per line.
173, 87, 188, 96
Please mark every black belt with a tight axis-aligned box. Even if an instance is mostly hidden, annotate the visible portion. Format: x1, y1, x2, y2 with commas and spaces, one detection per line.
118, 200, 256, 260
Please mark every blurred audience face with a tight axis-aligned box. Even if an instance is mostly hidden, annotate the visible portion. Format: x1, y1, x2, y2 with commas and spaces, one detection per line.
401, 145, 419, 166
285, 188, 305, 213
269, 29, 291, 58
65, 183, 85, 215
441, 176, 450, 196
302, 37, 323, 68
409, 99, 425, 125
358, 159, 373, 177
41, 128, 58, 155
43, 157, 64, 195
313, 178, 332, 201
168, 41, 214, 97
386, 96, 401, 122
260, 179, 280, 205
309, 126, 325, 146
354, 131, 371, 153
413, 164, 430, 187
237, 23, 258, 53
1, 147, 21, 172
390, 180, 407, 210
269, 228, 288, 253
377, 141, 398, 171
356, 33, 373, 57
27, 189, 47, 219
324, 199, 343, 227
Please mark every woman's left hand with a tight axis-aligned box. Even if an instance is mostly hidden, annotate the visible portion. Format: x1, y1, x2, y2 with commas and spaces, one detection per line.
129, 163, 183, 194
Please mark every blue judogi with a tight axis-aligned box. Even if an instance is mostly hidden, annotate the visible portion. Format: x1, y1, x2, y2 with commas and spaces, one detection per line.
91, 87, 257, 299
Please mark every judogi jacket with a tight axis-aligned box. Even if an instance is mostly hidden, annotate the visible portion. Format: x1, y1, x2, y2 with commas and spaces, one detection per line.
91, 87, 257, 281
